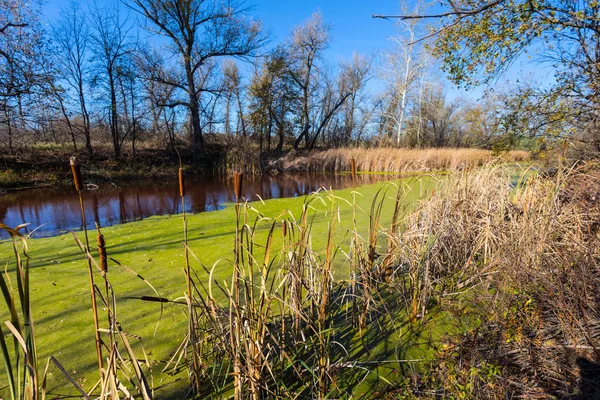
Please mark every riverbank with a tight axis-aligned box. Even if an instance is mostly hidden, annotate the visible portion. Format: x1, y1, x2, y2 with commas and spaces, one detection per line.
0, 143, 530, 190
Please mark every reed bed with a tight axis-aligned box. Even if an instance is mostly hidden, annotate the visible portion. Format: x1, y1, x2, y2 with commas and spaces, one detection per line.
390, 162, 600, 398
271, 147, 530, 173
6, 156, 600, 399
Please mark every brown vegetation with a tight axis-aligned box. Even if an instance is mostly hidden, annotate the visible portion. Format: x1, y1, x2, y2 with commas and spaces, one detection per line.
268, 147, 530, 173
394, 163, 600, 398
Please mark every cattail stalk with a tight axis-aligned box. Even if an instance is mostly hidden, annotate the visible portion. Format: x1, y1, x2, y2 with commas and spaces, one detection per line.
232, 171, 243, 398
70, 156, 104, 378
97, 229, 108, 274
350, 156, 360, 327
178, 167, 201, 391
179, 168, 191, 299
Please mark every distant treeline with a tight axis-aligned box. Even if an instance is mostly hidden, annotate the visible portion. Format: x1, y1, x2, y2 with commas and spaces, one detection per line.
0, 0, 573, 159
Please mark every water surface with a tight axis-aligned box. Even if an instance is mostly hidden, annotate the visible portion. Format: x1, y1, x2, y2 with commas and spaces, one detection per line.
0, 173, 393, 239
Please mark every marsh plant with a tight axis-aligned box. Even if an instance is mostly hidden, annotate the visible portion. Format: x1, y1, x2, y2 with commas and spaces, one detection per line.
4, 157, 600, 399
70, 156, 154, 399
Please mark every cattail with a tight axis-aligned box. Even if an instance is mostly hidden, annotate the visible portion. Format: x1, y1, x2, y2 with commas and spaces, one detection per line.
97, 230, 108, 273
234, 172, 243, 202
178, 167, 185, 197
351, 158, 356, 179
70, 156, 83, 192
282, 220, 287, 238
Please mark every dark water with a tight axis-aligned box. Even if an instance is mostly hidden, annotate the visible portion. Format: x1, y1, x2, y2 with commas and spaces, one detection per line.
0, 173, 391, 239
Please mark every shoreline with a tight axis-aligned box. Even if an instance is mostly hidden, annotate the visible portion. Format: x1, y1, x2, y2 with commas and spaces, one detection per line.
1, 145, 530, 191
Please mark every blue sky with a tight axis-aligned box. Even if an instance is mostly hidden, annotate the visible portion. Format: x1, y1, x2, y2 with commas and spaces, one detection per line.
41, 0, 545, 102
43, 0, 403, 60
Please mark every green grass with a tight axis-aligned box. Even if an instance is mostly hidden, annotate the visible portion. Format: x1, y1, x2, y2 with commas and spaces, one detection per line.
0, 175, 436, 398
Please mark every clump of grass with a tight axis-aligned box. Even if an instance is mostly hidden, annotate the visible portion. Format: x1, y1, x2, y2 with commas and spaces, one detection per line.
0, 223, 88, 399
387, 163, 600, 398
151, 173, 442, 397
274, 147, 530, 173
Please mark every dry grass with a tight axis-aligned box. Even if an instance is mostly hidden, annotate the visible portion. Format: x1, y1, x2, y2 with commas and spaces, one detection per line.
270, 147, 530, 173
391, 162, 600, 398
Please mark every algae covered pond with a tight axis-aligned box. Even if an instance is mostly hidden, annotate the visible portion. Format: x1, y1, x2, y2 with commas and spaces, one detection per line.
0, 173, 394, 239
0, 173, 437, 398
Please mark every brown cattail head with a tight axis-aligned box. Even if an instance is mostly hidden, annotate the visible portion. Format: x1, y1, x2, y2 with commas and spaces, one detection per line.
351, 158, 356, 179
70, 156, 83, 192
97, 230, 108, 273
282, 220, 287, 238
178, 167, 185, 197
234, 172, 243, 202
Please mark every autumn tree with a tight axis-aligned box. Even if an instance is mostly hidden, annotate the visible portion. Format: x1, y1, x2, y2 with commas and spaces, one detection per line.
375, 0, 600, 149
130, 0, 265, 155
248, 48, 296, 153
222, 60, 246, 137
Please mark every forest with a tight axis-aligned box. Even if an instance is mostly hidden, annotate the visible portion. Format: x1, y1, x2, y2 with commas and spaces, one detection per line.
1, 0, 578, 176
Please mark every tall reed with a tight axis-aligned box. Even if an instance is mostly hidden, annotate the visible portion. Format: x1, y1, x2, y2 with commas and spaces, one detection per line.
177, 166, 203, 393
70, 156, 103, 378
68, 159, 153, 399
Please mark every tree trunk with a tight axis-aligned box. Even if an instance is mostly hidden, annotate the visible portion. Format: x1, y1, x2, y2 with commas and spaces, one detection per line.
186, 63, 204, 156
79, 80, 93, 157
109, 70, 120, 157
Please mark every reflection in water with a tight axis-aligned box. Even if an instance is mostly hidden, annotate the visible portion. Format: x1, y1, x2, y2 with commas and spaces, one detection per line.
0, 173, 392, 239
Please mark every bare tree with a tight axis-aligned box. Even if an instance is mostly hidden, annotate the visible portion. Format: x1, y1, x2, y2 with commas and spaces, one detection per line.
308, 54, 371, 148
130, 0, 265, 155
288, 12, 330, 149
0, 0, 48, 153
53, 1, 93, 155
89, 1, 135, 157
405, 83, 461, 147
136, 47, 182, 152
379, 4, 429, 146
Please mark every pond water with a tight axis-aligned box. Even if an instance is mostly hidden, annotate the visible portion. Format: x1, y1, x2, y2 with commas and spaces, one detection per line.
0, 173, 393, 239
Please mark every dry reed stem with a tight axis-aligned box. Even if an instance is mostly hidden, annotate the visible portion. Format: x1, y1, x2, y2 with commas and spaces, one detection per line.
70, 156, 104, 379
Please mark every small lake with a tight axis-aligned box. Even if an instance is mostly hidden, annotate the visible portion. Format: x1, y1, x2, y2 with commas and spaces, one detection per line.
0, 173, 393, 239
